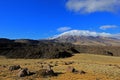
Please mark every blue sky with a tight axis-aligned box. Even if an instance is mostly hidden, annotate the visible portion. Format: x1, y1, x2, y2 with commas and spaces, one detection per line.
0, 0, 120, 39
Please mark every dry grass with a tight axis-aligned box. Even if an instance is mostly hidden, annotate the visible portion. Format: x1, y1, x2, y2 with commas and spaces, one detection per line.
0, 53, 120, 80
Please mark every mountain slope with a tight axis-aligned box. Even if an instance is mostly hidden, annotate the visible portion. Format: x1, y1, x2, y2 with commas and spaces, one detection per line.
0, 38, 78, 59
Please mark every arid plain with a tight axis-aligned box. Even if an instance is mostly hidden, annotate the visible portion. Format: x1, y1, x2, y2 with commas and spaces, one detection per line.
0, 53, 120, 80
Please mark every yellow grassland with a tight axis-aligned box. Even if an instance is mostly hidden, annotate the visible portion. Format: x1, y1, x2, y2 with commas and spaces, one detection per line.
0, 53, 120, 80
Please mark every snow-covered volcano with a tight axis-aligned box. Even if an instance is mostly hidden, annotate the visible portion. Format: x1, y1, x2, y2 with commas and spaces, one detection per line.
51, 30, 120, 46
53, 30, 112, 38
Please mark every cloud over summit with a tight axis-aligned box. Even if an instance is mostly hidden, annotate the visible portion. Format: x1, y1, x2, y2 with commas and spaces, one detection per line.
66, 0, 120, 14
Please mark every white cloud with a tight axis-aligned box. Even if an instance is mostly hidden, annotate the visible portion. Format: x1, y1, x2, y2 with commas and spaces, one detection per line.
57, 27, 71, 32
100, 25, 117, 30
66, 0, 120, 14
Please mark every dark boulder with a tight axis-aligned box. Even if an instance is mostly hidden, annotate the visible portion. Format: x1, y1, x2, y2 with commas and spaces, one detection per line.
18, 68, 31, 77
36, 64, 56, 77
9, 65, 21, 71
36, 69, 55, 77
